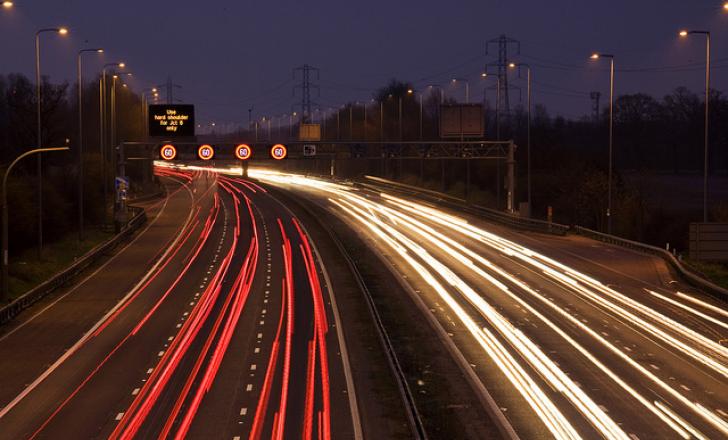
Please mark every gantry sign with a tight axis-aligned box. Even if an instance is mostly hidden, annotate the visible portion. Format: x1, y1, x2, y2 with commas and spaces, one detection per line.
148, 104, 195, 137
156, 143, 288, 161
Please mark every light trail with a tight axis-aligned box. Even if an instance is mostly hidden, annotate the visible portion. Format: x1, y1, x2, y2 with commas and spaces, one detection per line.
648, 289, 728, 330
677, 292, 728, 320
340, 192, 705, 439
329, 198, 584, 439
25, 177, 220, 440
248, 169, 728, 438
382, 195, 728, 372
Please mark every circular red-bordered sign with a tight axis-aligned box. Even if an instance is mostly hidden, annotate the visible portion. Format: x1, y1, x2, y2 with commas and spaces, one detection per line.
160, 144, 177, 160
235, 144, 252, 160
270, 144, 287, 160
198, 144, 215, 160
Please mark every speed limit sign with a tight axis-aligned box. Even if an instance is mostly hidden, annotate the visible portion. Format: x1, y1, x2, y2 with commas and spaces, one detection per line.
235, 144, 252, 160
270, 144, 287, 160
160, 144, 177, 160
198, 144, 215, 160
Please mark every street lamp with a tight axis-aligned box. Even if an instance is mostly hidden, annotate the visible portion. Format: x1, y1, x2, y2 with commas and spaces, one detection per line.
400, 89, 413, 140
2, 147, 70, 301
590, 52, 615, 234
35, 27, 69, 257
112, 72, 133, 150
426, 84, 444, 104
2, 1, 14, 9
508, 62, 532, 215
77, 48, 104, 242
481, 73, 502, 139
451, 78, 470, 103
679, 29, 711, 223
100, 62, 125, 220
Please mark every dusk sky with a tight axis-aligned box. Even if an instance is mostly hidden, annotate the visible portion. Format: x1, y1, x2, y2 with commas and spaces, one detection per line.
1, 0, 727, 133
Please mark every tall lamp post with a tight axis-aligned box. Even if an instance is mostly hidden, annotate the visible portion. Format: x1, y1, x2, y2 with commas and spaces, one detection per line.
451, 78, 470, 103
508, 62, 532, 214
35, 27, 68, 257
2, 147, 70, 301
590, 52, 615, 234
77, 48, 103, 242
679, 30, 711, 223
100, 62, 125, 222
111, 72, 133, 150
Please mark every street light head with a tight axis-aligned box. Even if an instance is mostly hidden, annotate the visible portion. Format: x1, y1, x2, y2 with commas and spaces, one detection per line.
112, 74, 118, 79
122, 84, 127, 88
2, 1, 14, 9
118, 62, 126, 68
679, 30, 689, 37
724, 2, 728, 10
58, 27, 69, 35
151, 88, 157, 92
407, 89, 413, 94
97, 49, 104, 53
481, 72, 488, 77
590, 53, 600, 59
508, 62, 516, 68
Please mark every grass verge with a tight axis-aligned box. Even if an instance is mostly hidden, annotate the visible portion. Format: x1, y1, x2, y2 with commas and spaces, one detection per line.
684, 259, 728, 291
8, 229, 113, 301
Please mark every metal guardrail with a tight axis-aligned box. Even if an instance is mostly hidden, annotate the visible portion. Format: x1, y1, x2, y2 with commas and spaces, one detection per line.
0, 207, 148, 325
126, 190, 164, 204
359, 176, 570, 236
573, 226, 728, 300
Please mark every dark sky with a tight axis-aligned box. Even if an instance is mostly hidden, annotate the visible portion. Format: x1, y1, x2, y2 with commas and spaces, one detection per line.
1, 0, 727, 133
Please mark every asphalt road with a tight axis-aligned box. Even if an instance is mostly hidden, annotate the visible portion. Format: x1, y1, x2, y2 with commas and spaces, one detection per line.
0, 169, 361, 439
250, 169, 728, 440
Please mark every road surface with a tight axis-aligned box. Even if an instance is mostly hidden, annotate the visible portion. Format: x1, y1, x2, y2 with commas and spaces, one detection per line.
250, 168, 728, 440
0, 168, 362, 439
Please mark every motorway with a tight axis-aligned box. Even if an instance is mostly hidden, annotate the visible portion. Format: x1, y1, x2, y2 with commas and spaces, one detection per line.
0, 168, 361, 439
246, 168, 728, 440
1, 163, 726, 440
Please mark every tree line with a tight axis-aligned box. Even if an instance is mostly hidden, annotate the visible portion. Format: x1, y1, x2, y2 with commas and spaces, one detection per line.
0, 73, 144, 256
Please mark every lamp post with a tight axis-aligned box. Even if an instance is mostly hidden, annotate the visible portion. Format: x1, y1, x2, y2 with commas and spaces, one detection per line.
426, 84, 444, 104
2, 147, 70, 301
508, 62, 532, 214
140, 88, 158, 139
100, 62, 125, 221
419, 93, 423, 140
77, 48, 103, 242
111, 72, 133, 149
679, 30, 711, 223
590, 53, 615, 234
481, 73, 502, 140
35, 27, 68, 257
451, 78, 470, 103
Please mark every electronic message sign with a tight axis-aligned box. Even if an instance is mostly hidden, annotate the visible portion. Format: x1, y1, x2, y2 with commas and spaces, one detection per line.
149, 104, 195, 137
